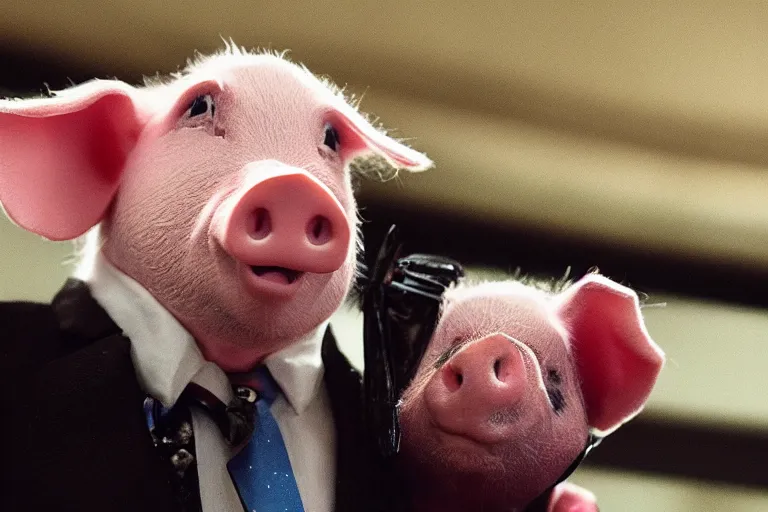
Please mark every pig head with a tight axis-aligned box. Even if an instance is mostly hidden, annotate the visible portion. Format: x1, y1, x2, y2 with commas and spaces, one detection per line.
397, 274, 665, 512
0, 46, 431, 371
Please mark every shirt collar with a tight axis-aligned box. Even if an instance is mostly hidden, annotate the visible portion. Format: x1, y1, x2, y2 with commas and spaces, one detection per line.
264, 322, 327, 414
84, 253, 205, 407
82, 253, 326, 414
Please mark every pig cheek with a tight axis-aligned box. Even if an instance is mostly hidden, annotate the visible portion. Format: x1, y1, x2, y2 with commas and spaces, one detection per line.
398, 390, 447, 477
496, 398, 589, 502
398, 368, 486, 474
99, 139, 246, 336
102, 131, 228, 271
280, 257, 354, 332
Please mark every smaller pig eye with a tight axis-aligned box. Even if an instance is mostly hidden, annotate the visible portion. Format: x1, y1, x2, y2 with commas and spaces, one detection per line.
546, 368, 566, 414
433, 342, 463, 369
323, 123, 341, 152
547, 388, 566, 414
186, 94, 215, 118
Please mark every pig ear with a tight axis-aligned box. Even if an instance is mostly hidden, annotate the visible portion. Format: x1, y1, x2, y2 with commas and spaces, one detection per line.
326, 107, 433, 172
555, 274, 665, 435
0, 80, 147, 241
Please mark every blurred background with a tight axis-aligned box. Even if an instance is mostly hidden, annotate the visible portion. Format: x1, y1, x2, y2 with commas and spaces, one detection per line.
1, 1, 767, 510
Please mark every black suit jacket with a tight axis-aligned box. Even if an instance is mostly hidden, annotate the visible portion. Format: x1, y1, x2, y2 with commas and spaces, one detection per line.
0, 280, 383, 512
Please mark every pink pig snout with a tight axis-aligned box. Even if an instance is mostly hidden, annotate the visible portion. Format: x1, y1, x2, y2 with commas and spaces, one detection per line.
214, 163, 351, 283
424, 334, 528, 444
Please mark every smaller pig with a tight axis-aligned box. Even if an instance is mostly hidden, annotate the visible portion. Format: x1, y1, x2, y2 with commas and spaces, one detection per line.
396, 273, 665, 512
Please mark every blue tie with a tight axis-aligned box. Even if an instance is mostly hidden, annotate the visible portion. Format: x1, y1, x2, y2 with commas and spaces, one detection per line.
227, 366, 305, 512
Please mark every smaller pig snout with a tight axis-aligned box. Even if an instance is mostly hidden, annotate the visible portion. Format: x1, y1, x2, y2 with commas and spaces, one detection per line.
215, 163, 351, 279
443, 334, 527, 409
424, 334, 528, 444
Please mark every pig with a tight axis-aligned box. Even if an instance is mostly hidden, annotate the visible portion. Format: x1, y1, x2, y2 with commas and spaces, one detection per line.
395, 273, 665, 512
0, 44, 431, 512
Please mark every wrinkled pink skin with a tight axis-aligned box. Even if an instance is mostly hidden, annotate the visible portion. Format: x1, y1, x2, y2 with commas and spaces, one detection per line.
398, 276, 664, 511
0, 48, 431, 371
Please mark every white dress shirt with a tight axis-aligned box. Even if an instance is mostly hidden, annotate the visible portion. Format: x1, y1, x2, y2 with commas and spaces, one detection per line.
79, 254, 336, 512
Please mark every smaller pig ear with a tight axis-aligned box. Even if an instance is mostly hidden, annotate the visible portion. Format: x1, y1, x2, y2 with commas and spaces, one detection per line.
0, 80, 146, 241
548, 481, 598, 512
327, 106, 433, 172
555, 274, 665, 435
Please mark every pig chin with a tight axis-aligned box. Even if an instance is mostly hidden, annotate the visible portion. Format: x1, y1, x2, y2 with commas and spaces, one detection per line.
201, 255, 353, 354
399, 400, 577, 512
398, 409, 524, 512
104, 231, 353, 370
165, 267, 351, 371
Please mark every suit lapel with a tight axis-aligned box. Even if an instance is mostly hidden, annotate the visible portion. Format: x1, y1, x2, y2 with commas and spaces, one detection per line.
3, 280, 179, 512
52, 278, 124, 345
321, 327, 389, 512
6, 280, 381, 512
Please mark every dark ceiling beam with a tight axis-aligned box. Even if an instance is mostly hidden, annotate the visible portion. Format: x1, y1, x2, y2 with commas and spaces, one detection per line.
583, 417, 768, 490
0, 49, 112, 95
357, 198, 768, 308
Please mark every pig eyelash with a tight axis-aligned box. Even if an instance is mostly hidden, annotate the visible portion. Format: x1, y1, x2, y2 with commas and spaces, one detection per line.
432, 340, 465, 369
546, 368, 566, 414
432, 334, 473, 369
547, 368, 562, 385
547, 387, 566, 414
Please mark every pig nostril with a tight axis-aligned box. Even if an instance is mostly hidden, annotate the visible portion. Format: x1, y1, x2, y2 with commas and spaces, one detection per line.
250, 208, 272, 240
442, 366, 464, 392
493, 356, 513, 383
306, 215, 332, 245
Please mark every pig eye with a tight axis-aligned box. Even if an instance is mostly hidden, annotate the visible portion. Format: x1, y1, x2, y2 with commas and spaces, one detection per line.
546, 368, 566, 414
323, 123, 341, 152
185, 94, 215, 119
547, 388, 566, 414
178, 93, 224, 136
547, 369, 562, 385
433, 338, 465, 369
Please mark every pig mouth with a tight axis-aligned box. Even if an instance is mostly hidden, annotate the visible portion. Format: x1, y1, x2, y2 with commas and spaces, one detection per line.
428, 422, 502, 456
250, 266, 305, 285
